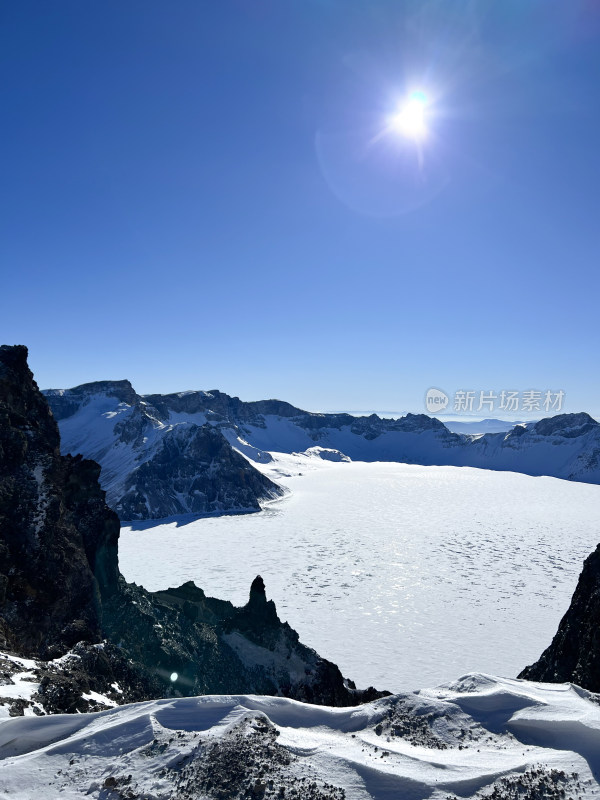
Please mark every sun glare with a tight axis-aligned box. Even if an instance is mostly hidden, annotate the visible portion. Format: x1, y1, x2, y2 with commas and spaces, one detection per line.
391, 91, 428, 140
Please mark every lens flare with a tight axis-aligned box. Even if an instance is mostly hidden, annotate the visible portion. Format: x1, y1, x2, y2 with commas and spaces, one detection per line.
390, 91, 429, 140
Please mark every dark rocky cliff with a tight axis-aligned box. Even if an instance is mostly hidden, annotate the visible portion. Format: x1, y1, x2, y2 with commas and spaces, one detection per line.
115, 423, 280, 520
0, 346, 385, 712
0, 345, 119, 657
519, 544, 600, 691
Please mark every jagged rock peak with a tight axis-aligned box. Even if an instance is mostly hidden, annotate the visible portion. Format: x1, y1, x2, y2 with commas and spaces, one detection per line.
248, 575, 268, 609
241, 575, 279, 628
532, 412, 599, 438
0, 343, 27, 368
0, 345, 59, 452
249, 575, 267, 603
401, 413, 449, 432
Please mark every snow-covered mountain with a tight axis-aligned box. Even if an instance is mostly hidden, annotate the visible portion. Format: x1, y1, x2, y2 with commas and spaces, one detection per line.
44, 381, 283, 520
464, 413, 600, 482
44, 380, 600, 520
1, 672, 599, 799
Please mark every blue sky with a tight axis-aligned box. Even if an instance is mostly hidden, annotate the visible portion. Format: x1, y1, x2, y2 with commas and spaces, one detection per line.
2, 1, 599, 415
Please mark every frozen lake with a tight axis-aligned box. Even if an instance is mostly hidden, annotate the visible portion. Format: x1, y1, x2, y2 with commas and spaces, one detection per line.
119, 462, 600, 693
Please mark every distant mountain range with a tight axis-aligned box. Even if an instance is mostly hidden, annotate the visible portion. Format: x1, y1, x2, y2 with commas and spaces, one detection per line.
44, 380, 600, 521
442, 417, 530, 434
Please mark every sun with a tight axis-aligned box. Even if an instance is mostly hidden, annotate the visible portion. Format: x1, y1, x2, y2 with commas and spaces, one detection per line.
390, 91, 428, 140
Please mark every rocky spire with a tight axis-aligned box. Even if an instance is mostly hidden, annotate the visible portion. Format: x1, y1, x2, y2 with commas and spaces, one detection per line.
244, 575, 279, 628
249, 575, 267, 604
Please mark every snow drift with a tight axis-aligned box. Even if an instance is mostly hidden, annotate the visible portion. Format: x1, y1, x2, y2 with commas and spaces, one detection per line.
0, 673, 598, 799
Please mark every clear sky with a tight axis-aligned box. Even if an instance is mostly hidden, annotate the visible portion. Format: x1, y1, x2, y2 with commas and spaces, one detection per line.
2, 1, 599, 415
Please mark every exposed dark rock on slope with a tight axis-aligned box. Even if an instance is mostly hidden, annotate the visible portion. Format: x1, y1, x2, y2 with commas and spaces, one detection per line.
104, 575, 382, 706
0, 345, 385, 713
44, 381, 283, 521
519, 544, 600, 691
115, 423, 279, 521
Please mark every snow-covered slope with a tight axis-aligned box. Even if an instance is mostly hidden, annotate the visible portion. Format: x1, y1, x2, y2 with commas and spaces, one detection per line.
0, 673, 598, 799
44, 380, 600, 521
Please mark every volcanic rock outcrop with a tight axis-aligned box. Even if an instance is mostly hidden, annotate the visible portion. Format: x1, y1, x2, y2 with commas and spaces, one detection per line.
520, 543, 600, 691
0, 345, 118, 657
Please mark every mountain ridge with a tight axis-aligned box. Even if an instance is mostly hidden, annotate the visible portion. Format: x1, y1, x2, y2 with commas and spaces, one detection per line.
43, 378, 600, 520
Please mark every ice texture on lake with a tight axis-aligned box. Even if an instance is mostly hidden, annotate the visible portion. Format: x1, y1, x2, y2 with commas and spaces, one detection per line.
119, 463, 600, 692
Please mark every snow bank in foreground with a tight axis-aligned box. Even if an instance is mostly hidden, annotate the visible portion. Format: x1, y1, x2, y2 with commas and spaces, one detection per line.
0, 674, 599, 799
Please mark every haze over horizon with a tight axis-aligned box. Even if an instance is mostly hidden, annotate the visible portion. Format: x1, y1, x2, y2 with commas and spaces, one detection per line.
2, 1, 599, 415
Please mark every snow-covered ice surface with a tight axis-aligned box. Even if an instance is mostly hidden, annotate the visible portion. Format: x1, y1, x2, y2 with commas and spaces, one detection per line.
1, 674, 600, 799
120, 462, 600, 693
